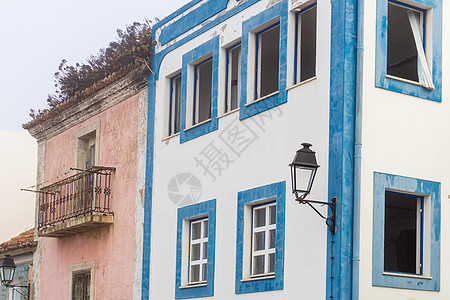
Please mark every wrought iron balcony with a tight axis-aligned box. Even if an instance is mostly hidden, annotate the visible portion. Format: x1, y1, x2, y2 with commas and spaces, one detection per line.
37, 166, 115, 237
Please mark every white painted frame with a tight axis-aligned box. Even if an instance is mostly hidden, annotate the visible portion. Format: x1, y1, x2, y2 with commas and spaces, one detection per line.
189, 218, 209, 284
251, 202, 276, 276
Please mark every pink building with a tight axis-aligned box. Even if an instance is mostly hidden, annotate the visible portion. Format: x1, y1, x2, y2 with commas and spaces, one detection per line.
24, 68, 148, 300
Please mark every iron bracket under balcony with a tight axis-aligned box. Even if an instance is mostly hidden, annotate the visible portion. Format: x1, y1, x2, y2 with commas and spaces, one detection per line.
37, 166, 115, 237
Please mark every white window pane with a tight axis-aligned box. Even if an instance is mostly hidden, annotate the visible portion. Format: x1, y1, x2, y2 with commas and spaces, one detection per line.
254, 207, 266, 227
253, 255, 265, 275
203, 242, 208, 259
269, 229, 276, 249
191, 222, 201, 240
254, 231, 265, 251
203, 220, 208, 238
269, 205, 276, 225
202, 263, 207, 281
191, 244, 201, 261
269, 253, 275, 273
190, 265, 200, 282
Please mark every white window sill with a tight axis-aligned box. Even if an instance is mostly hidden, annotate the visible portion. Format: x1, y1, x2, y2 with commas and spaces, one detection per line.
385, 74, 430, 89
245, 91, 280, 106
161, 132, 180, 142
382, 272, 432, 280
241, 273, 275, 282
218, 108, 239, 119
184, 118, 212, 131
286, 76, 317, 91
180, 282, 208, 289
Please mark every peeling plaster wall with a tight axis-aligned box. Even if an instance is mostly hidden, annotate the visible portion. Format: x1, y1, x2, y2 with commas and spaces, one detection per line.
39, 94, 141, 300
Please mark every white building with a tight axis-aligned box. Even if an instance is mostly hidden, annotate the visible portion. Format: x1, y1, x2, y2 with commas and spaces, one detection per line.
140, 0, 448, 299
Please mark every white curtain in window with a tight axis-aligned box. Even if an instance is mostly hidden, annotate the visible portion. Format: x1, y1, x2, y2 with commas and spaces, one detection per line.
407, 10, 435, 90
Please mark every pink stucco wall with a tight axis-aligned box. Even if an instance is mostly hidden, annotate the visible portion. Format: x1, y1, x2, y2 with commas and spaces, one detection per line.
40, 94, 140, 299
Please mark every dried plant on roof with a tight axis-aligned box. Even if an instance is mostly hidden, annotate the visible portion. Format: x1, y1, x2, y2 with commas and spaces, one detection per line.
29, 19, 154, 119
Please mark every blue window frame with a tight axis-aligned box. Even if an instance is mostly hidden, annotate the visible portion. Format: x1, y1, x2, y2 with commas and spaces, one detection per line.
294, 3, 317, 84
239, 0, 288, 120
180, 36, 219, 143
235, 181, 285, 294
169, 73, 182, 136
375, 0, 442, 101
175, 199, 216, 299
373, 172, 440, 291
225, 42, 241, 113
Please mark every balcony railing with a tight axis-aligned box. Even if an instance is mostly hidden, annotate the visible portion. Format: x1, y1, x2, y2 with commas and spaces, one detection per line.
37, 166, 115, 237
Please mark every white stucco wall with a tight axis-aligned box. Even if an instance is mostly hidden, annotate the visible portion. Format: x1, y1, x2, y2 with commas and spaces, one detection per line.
149, 0, 332, 298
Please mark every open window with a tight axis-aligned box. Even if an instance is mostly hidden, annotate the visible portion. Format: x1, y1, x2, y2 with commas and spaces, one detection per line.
169, 74, 182, 136
387, 1, 434, 89
295, 3, 316, 84
194, 58, 213, 125
255, 24, 280, 100
384, 192, 423, 275
225, 43, 241, 113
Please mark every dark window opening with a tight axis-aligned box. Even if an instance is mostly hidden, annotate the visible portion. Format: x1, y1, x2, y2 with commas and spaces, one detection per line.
384, 191, 422, 274
226, 44, 241, 112
194, 59, 213, 124
297, 5, 317, 83
256, 24, 280, 99
72, 272, 91, 300
387, 3, 423, 82
170, 75, 182, 135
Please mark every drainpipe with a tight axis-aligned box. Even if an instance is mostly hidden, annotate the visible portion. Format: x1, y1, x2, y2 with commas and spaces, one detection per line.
352, 0, 364, 299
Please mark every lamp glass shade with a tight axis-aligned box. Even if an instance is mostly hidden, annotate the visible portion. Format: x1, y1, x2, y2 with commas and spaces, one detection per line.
290, 143, 320, 199
0, 255, 16, 285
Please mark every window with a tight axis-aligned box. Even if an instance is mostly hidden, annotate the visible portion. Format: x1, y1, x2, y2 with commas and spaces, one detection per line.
252, 203, 276, 276
387, 2, 432, 88
7, 277, 23, 300
235, 181, 285, 294
225, 43, 241, 113
175, 199, 216, 299
295, 3, 316, 84
255, 24, 280, 99
72, 272, 91, 300
194, 59, 212, 125
169, 74, 182, 136
372, 172, 440, 291
239, 1, 288, 120
384, 192, 423, 275
75, 123, 99, 170
180, 36, 219, 143
189, 218, 208, 284
375, 0, 441, 101
69, 261, 95, 300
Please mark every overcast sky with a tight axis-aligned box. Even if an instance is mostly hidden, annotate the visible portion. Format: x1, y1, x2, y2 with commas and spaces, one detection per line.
0, 0, 190, 131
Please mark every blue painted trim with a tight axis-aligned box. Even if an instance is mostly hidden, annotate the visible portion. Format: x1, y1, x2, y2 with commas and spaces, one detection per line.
239, 0, 288, 121
235, 181, 285, 294
153, 0, 204, 31
375, 0, 442, 102
141, 69, 157, 300
180, 36, 219, 143
158, 0, 230, 46
372, 172, 441, 291
175, 199, 217, 299
328, 0, 358, 298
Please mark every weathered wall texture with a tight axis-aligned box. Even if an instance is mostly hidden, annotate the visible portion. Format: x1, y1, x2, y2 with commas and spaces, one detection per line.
39, 94, 140, 300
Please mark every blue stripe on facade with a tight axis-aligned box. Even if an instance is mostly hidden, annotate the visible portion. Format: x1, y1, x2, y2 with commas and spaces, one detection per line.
328, 0, 358, 299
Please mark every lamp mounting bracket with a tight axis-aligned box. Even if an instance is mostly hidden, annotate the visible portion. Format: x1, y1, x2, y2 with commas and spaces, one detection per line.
296, 196, 337, 234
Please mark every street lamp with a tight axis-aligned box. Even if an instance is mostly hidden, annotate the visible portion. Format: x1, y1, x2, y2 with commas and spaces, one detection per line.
290, 143, 337, 234
0, 255, 30, 300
